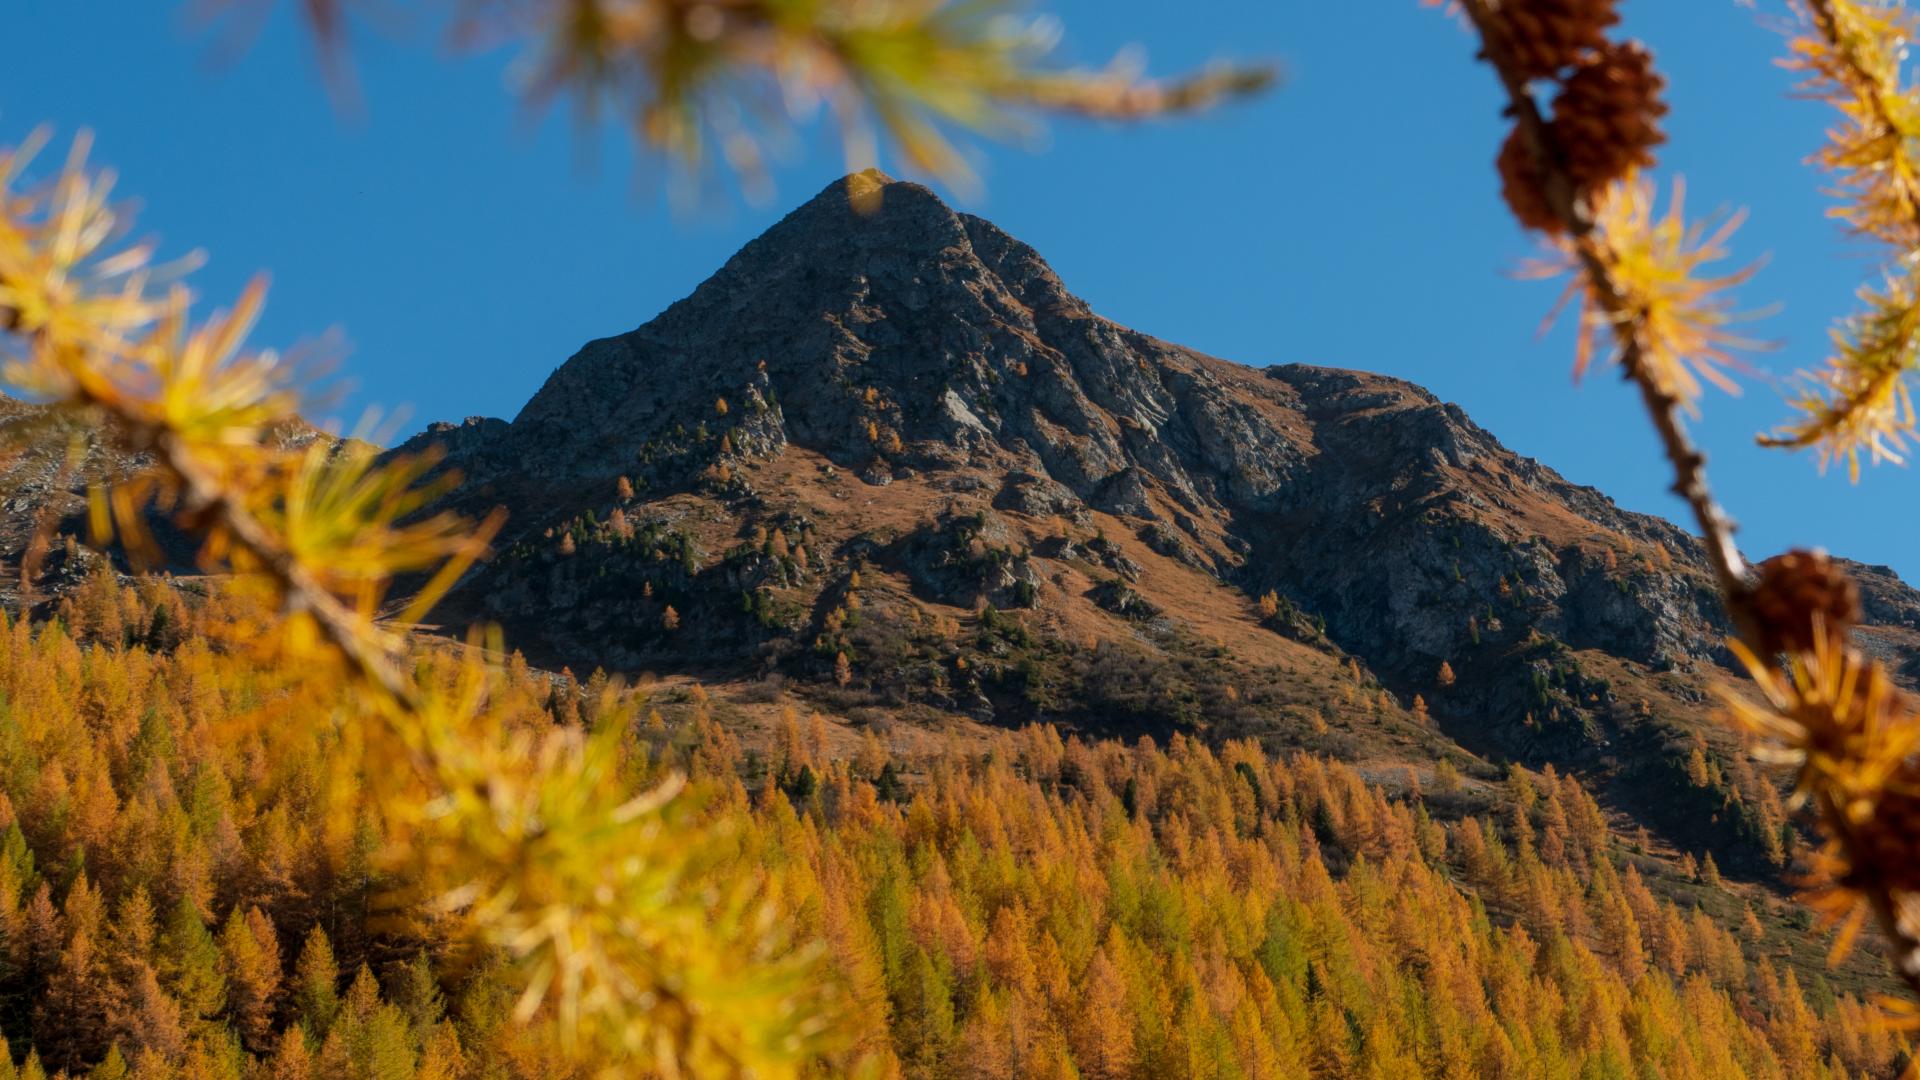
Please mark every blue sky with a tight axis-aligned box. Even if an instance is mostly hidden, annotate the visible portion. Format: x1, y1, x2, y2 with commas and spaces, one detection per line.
6, 2, 1917, 580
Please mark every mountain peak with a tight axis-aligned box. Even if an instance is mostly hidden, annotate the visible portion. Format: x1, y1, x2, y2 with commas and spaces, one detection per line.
502, 165, 1080, 479
738, 168, 972, 267
842, 165, 897, 193
807, 166, 945, 209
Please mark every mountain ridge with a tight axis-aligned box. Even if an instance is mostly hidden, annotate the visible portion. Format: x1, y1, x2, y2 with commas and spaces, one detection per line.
381, 172, 1920, 876
7, 170, 1919, 883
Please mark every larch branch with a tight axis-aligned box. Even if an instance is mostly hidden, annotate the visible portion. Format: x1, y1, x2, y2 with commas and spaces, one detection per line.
1458, 0, 1755, 642
1461, 0, 1920, 1009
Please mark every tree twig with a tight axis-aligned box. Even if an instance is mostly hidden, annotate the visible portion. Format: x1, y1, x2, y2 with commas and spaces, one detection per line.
1458, 0, 1756, 643
153, 429, 418, 705
1459, 0, 1920, 1009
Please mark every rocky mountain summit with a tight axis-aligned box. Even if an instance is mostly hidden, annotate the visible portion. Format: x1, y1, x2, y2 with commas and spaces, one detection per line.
6, 169, 1917, 874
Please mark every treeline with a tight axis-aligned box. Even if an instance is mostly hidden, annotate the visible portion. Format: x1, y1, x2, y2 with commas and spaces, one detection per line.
0, 569, 1905, 1078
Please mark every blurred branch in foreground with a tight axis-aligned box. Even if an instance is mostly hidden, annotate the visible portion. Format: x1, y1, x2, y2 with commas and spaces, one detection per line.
199, 0, 1278, 193
1758, 0, 1920, 479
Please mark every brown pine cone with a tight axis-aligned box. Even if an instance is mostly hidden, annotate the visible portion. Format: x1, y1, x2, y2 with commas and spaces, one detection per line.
1551, 41, 1668, 191
1856, 762, 1920, 894
1498, 129, 1563, 233
1749, 549, 1863, 655
1493, 0, 1621, 81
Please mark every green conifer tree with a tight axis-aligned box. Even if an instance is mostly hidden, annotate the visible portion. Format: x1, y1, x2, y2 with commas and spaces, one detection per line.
159, 898, 225, 1028
291, 927, 340, 1038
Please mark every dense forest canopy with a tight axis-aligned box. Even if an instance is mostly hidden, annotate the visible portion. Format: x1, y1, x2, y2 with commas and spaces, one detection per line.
0, 571, 1899, 1078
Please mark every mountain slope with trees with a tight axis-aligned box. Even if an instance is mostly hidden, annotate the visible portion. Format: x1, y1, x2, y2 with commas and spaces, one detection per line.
0, 576, 1904, 1079
388, 171, 1920, 880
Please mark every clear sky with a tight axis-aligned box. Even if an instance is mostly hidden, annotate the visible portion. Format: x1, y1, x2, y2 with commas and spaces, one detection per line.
6, 2, 1917, 581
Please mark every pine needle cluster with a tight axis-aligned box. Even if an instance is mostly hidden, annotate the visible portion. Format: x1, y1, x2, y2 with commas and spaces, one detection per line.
1759, 0, 1920, 478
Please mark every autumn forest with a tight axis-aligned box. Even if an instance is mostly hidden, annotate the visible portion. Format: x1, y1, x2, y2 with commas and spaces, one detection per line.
10, 0, 1920, 1077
